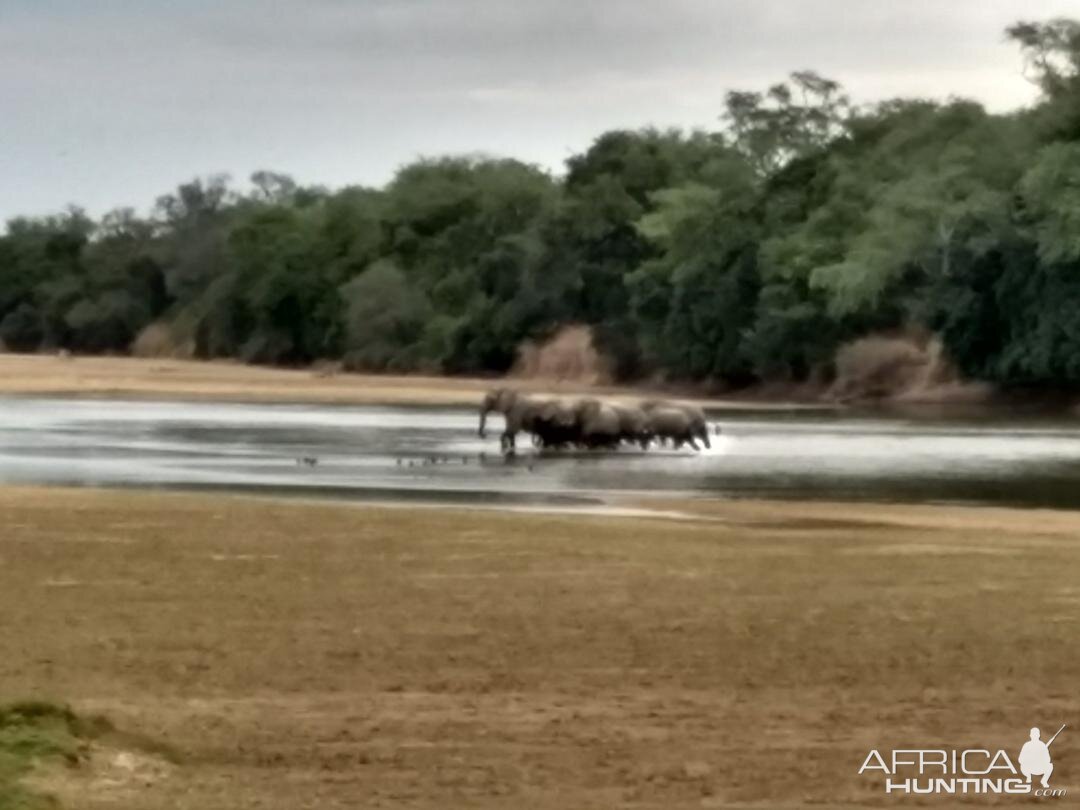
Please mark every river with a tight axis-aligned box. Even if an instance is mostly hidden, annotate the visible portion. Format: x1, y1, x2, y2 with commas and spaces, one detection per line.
2, 395, 1080, 509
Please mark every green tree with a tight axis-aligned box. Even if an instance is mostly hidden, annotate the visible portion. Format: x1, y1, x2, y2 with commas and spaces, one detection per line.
723, 71, 850, 175
630, 153, 760, 380
341, 260, 432, 371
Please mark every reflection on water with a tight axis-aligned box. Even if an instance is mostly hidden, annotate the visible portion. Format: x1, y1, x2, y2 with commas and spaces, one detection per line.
3, 396, 1080, 509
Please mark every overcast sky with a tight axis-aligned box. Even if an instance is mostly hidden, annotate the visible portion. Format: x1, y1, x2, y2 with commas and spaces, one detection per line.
2, 0, 1078, 222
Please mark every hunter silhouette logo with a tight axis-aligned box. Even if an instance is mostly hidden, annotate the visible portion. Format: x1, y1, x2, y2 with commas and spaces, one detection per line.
859, 723, 1068, 798
1020, 725, 1065, 789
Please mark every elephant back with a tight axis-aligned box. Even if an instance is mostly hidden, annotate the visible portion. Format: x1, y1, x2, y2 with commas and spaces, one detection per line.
581, 401, 620, 436
611, 402, 648, 433
647, 407, 691, 435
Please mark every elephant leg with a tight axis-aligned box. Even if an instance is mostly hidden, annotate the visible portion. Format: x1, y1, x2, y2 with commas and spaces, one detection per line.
688, 437, 700, 450
502, 431, 517, 454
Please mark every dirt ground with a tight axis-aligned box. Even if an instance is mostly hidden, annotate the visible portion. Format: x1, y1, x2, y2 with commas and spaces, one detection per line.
1, 487, 1077, 808
0, 353, 818, 410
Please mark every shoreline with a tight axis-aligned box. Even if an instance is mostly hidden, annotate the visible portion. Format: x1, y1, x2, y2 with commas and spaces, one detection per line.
2, 353, 1074, 418
5, 482, 1080, 523
0, 352, 835, 410
5, 477, 1079, 516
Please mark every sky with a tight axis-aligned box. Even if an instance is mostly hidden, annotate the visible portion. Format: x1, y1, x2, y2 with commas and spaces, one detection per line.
2, 0, 1078, 222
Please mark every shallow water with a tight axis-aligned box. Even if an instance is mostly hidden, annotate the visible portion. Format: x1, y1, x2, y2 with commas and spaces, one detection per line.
2, 396, 1080, 509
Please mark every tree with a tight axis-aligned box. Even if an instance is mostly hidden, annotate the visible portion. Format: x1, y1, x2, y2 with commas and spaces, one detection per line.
630, 149, 760, 380
249, 171, 298, 203
0, 303, 44, 351
1007, 19, 1080, 139
341, 260, 432, 371
1018, 142, 1080, 263
722, 71, 850, 175
1007, 19, 1080, 97
4, 15, 1080, 396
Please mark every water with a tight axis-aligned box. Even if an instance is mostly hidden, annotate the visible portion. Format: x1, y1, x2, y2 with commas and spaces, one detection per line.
2, 395, 1080, 509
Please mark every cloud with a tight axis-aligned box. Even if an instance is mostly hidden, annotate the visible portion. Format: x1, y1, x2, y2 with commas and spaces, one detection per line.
0, 0, 1076, 220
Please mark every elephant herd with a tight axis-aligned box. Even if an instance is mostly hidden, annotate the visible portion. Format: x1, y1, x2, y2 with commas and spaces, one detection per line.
478, 388, 714, 454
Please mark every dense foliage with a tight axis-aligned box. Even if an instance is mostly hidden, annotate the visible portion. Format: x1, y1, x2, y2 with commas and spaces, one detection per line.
6, 20, 1080, 388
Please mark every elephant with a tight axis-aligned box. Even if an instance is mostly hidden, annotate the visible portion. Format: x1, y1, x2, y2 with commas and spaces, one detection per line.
641, 399, 711, 449
645, 406, 701, 450
610, 402, 652, 449
573, 398, 622, 449
479, 389, 710, 454
478, 388, 550, 454
531, 398, 581, 449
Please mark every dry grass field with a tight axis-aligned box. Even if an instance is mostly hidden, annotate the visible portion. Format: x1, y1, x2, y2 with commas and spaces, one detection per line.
1, 487, 1078, 807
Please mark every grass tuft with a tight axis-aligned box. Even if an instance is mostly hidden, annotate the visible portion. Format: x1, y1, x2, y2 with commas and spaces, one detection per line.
0, 701, 110, 810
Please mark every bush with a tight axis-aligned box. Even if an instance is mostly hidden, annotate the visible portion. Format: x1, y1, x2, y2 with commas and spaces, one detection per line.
64, 291, 150, 352
513, 324, 612, 384
829, 335, 928, 401
131, 322, 192, 358
0, 701, 113, 809
0, 304, 44, 352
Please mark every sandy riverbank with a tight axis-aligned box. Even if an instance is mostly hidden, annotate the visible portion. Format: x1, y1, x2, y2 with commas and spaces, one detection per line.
0, 353, 827, 410
2, 486, 1075, 808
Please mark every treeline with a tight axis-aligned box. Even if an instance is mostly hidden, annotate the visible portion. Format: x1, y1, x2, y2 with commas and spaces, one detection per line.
5, 20, 1080, 388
